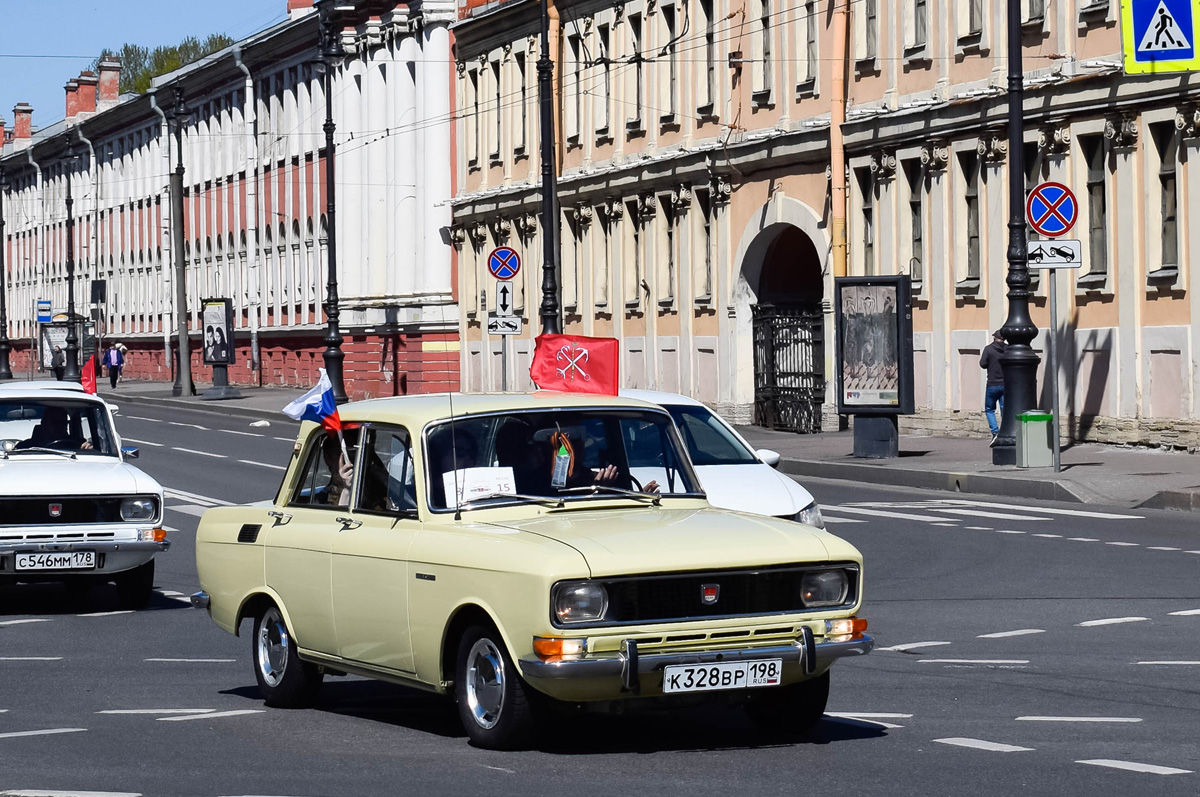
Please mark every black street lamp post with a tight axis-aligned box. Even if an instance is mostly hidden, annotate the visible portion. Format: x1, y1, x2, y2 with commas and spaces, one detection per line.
170, 89, 194, 397
0, 170, 11, 381
995, 0, 1040, 465
318, 6, 348, 404
537, 0, 562, 335
63, 145, 82, 383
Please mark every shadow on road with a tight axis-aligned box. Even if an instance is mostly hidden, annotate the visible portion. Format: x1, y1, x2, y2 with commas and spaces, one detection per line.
0, 583, 191, 616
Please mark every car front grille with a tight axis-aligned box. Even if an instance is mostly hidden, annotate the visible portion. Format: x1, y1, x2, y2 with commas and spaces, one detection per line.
596, 563, 859, 626
0, 497, 125, 526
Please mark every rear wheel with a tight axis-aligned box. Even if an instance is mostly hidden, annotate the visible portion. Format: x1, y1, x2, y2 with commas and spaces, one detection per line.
252, 605, 323, 708
114, 560, 154, 610
744, 670, 830, 737
454, 625, 539, 750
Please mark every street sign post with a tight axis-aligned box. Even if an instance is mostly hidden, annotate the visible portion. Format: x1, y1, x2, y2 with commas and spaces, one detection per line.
36, 300, 51, 324
486, 249, 521, 392
1028, 258, 1083, 474
1122, 0, 1200, 74
487, 246, 521, 281
1026, 182, 1079, 238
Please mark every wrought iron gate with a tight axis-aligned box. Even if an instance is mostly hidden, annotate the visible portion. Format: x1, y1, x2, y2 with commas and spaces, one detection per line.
752, 304, 825, 433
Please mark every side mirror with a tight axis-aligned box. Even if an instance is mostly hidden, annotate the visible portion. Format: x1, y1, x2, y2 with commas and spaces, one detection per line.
121, 445, 140, 459
756, 449, 781, 468
107, 403, 120, 415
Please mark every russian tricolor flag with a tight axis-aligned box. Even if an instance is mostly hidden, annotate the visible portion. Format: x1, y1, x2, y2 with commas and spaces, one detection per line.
282, 368, 342, 433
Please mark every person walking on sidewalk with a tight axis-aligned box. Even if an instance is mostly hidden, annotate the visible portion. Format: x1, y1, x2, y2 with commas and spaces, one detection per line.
104, 342, 124, 390
980, 330, 1006, 446
51, 346, 65, 381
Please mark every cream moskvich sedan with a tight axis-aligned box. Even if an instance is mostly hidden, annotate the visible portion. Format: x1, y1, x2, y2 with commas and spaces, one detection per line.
192, 392, 872, 749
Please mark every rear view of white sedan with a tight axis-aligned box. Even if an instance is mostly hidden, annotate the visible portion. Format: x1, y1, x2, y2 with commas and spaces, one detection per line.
621, 389, 823, 528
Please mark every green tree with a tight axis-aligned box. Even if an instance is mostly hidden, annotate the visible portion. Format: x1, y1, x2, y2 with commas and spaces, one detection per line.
92, 34, 235, 95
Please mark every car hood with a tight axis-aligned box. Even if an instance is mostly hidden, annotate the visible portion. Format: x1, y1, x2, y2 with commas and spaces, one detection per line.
694, 463, 815, 518
485, 505, 858, 577
0, 456, 160, 497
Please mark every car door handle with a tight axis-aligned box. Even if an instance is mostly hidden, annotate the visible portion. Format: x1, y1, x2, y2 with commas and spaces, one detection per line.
335, 516, 362, 531
267, 511, 292, 526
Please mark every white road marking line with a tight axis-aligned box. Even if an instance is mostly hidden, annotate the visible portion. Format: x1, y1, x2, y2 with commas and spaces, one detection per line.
995, 530, 1026, 534
121, 438, 164, 447
965, 526, 993, 530
237, 459, 287, 470
1032, 533, 1062, 538
1168, 609, 1200, 616
97, 709, 215, 715
936, 499, 1143, 520
932, 508, 1049, 521
1184, 550, 1200, 555
165, 487, 234, 507
1137, 660, 1200, 665
1077, 617, 1148, 627
1148, 547, 1182, 551
0, 657, 62, 661
144, 658, 235, 663
0, 709, 6, 712
920, 659, 1030, 665
826, 712, 912, 729
167, 505, 208, 517
1016, 716, 1142, 723
931, 523, 958, 527
978, 629, 1045, 639
0, 792, 142, 797
172, 447, 225, 458
0, 728, 86, 739
273, 436, 294, 442
934, 737, 1033, 753
1106, 542, 1139, 547
1068, 537, 1099, 542
819, 516, 865, 524
128, 415, 163, 422
220, 429, 263, 437
157, 709, 264, 722
160, 591, 184, 597
877, 641, 951, 652
0, 619, 50, 626
827, 506, 960, 523
76, 611, 133, 618
168, 422, 209, 430
1077, 759, 1192, 775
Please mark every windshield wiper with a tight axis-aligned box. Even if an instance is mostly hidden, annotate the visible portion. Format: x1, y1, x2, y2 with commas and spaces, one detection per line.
5, 447, 77, 460
558, 485, 662, 505
456, 492, 566, 511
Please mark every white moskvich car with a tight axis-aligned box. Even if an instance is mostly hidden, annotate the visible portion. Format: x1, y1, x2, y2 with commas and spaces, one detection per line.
621, 389, 823, 528
0, 383, 167, 607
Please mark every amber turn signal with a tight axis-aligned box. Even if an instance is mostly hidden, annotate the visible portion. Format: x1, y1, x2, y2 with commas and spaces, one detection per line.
532, 636, 586, 661
825, 617, 868, 637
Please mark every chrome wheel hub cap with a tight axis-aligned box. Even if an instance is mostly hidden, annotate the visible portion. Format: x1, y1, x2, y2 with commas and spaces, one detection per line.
465, 638, 505, 729
257, 607, 288, 688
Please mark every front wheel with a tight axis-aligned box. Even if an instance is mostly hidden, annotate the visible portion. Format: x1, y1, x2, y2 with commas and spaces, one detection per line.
744, 670, 830, 737
454, 625, 539, 750
252, 605, 323, 708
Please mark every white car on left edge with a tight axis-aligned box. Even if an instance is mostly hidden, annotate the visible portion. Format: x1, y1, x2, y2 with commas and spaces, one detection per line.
0, 383, 167, 608
622, 389, 823, 528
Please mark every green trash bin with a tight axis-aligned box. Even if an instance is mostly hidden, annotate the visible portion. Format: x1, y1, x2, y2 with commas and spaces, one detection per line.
1016, 410, 1053, 468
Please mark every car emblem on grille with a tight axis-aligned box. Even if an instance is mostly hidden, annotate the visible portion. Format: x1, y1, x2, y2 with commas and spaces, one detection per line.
700, 583, 720, 605
49, 503, 63, 518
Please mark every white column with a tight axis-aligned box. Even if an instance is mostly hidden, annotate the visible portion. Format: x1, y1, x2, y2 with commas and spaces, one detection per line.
396, 30, 419, 299
420, 18, 454, 301
366, 42, 388, 299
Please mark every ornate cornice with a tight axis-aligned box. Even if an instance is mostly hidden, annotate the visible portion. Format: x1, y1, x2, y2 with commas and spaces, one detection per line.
515, 212, 538, 239
919, 140, 949, 172
572, 203, 594, 226
1176, 105, 1200, 138
1104, 114, 1138, 148
976, 131, 1008, 164
670, 184, 692, 209
869, 149, 897, 180
1037, 122, 1071, 154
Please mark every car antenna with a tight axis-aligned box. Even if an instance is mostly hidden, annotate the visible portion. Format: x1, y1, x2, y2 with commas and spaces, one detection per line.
438, 301, 464, 521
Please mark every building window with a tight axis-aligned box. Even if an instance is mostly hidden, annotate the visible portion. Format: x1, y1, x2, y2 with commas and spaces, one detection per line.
751, 0, 772, 96
696, 188, 713, 300
913, 0, 928, 48
968, 0, 984, 34
699, 0, 716, 110
1025, 0, 1045, 22
515, 52, 528, 155
1152, 122, 1178, 273
489, 59, 501, 161
661, 197, 677, 303
596, 25, 612, 135
865, 0, 878, 59
627, 14, 644, 130
799, 0, 819, 87
856, 168, 875, 275
466, 67, 480, 168
962, 152, 981, 280
624, 199, 641, 307
903, 160, 923, 285
1081, 135, 1108, 276
660, 5, 679, 124
566, 34, 582, 142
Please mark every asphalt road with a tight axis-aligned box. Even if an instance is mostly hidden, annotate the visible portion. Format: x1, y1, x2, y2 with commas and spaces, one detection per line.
2, 400, 1199, 796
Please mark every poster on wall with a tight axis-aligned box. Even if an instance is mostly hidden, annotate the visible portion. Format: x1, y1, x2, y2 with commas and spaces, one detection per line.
201, 298, 235, 365
834, 276, 914, 415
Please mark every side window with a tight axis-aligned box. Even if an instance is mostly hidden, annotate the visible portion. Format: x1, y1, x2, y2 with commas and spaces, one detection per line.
289, 430, 359, 508
357, 426, 417, 517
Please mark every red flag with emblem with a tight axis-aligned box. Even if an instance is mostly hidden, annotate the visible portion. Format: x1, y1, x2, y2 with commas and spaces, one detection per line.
529, 334, 620, 396
81, 355, 97, 395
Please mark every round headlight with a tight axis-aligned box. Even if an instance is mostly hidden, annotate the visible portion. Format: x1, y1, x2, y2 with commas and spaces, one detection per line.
120, 497, 157, 521
553, 581, 609, 624
801, 570, 848, 608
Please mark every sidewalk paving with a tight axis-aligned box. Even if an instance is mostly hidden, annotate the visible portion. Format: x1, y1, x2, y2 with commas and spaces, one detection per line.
102, 379, 1200, 512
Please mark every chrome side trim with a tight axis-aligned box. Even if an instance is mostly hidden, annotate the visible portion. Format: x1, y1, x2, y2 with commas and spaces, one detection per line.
190, 591, 210, 610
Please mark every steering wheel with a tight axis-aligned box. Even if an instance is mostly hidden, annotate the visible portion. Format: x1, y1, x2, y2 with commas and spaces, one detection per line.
627, 472, 645, 492
41, 438, 80, 450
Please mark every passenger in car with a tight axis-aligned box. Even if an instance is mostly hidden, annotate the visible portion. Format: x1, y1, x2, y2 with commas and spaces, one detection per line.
15, 406, 93, 451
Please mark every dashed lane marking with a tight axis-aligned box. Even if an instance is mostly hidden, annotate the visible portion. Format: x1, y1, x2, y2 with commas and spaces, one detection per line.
995, 530, 1026, 534
934, 737, 1033, 753
826, 506, 960, 523
167, 505, 208, 517
0, 728, 86, 739
978, 629, 1045, 639
1032, 534, 1062, 538
1137, 660, 1200, 665
820, 516, 865, 524
0, 619, 50, 627
128, 415, 163, 422
0, 657, 62, 661
273, 437, 294, 442
168, 422, 209, 431
1106, 542, 1139, 547
1148, 547, 1182, 551
219, 429, 263, 437
935, 499, 1143, 520
121, 438, 163, 447
931, 523, 957, 527
144, 658, 235, 663
171, 447, 225, 458
97, 709, 215, 715
1077, 760, 1192, 775
1185, 550, 1200, 555
1017, 716, 1142, 723
237, 459, 287, 470
0, 792, 142, 797
76, 611, 133, 618
1077, 617, 1149, 627
877, 641, 951, 652
1169, 609, 1200, 615
931, 508, 1049, 521
165, 488, 233, 507
965, 526, 993, 531
826, 712, 912, 729
157, 709, 265, 722
1068, 537, 1099, 542
919, 659, 1030, 665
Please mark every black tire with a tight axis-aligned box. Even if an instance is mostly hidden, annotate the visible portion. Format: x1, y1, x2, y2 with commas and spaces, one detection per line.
114, 560, 154, 610
252, 604, 323, 708
744, 670, 830, 737
454, 624, 539, 750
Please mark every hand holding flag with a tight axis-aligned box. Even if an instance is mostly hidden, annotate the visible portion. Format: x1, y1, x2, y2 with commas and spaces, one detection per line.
282, 368, 343, 434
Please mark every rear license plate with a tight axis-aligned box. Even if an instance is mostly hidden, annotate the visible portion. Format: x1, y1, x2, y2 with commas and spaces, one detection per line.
16, 552, 96, 570
662, 658, 783, 694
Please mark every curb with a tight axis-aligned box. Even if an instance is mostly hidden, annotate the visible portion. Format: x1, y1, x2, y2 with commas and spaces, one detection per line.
1137, 489, 1200, 513
102, 391, 285, 423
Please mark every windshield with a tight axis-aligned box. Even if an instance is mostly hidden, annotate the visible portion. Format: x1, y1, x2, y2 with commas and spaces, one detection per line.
424, 408, 702, 511
0, 398, 118, 456
663, 404, 759, 466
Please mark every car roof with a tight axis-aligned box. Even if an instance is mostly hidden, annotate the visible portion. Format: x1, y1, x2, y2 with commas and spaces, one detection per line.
336, 391, 664, 428
0, 380, 88, 392
619, 388, 706, 408
0, 385, 107, 403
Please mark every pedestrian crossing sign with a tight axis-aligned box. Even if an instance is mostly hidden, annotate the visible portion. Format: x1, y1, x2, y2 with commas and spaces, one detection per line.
1123, 0, 1200, 73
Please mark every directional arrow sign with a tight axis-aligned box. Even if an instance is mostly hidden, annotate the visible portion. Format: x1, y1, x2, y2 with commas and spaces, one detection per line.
496, 281, 513, 315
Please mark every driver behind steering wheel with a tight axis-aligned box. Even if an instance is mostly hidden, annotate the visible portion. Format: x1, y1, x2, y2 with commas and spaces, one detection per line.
14, 405, 93, 451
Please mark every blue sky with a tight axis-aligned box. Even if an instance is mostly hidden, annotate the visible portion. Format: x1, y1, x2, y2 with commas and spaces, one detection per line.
1, 0, 289, 130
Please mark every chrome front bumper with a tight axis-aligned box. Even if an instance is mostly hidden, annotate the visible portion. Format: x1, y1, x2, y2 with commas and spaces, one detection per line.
520, 629, 874, 693
0, 540, 170, 555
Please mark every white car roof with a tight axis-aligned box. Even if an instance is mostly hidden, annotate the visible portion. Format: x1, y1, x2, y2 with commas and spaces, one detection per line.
0, 380, 89, 392
0, 386, 107, 404
619, 389, 706, 408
